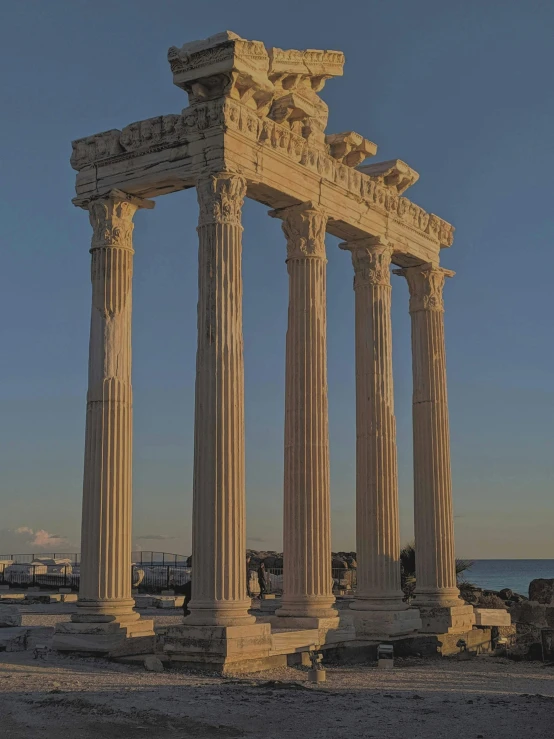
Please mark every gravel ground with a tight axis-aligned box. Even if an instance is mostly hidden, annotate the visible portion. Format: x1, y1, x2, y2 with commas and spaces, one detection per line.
1, 649, 553, 738
1, 604, 553, 738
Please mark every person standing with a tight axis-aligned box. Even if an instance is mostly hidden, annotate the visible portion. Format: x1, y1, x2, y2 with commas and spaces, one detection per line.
246, 555, 252, 598
257, 562, 267, 599
182, 578, 192, 618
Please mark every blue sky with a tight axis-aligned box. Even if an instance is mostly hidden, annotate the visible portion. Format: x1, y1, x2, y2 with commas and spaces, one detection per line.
0, 0, 552, 558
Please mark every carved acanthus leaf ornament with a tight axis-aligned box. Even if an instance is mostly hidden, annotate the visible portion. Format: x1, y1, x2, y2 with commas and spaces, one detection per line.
341, 238, 393, 289
394, 264, 455, 313
88, 199, 137, 251
271, 203, 327, 260
196, 172, 247, 227
88, 198, 138, 318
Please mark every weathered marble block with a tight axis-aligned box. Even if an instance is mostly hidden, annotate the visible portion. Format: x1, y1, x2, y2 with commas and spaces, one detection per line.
474, 608, 511, 627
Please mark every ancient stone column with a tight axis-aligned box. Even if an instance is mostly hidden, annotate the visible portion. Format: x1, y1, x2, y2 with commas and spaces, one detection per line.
187, 172, 255, 627
270, 202, 337, 624
395, 264, 461, 609
393, 263, 473, 634
341, 238, 420, 637
54, 191, 155, 652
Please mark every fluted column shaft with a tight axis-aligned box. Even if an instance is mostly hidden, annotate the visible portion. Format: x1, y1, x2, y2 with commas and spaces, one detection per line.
188, 172, 254, 627
76, 195, 147, 621
395, 264, 460, 606
342, 238, 405, 611
271, 202, 336, 619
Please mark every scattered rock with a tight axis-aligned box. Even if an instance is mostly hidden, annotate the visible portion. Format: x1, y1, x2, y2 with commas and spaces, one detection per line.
0, 605, 21, 627
0, 627, 28, 651
510, 601, 548, 628
499, 588, 513, 601
144, 655, 164, 673
529, 579, 554, 604
332, 558, 348, 570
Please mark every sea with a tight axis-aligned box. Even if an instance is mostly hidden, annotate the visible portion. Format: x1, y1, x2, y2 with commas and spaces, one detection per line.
462, 560, 554, 597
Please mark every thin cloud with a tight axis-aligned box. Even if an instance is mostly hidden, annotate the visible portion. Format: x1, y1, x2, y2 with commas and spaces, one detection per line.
12, 527, 69, 550
135, 534, 176, 541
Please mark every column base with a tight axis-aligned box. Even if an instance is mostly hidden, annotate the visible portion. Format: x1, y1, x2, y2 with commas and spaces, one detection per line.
350, 605, 422, 639
52, 597, 154, 655
276, 595, 338, 621
271, 615, 341, 632
417, 604, 476, 634
52, 617, 155, 656
186, 598, 256, 627
413, 587, 461, 608
161, 622, 275, 674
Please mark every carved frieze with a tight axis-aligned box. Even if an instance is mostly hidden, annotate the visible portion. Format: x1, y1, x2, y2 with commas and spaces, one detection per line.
168, 31, 274, 113
71, 101, 226, 171
71, 130, 123, 171
223, 99, 454, 247
70, 34, 455, 250
167, 32, 344, 147
394, 264, 455, 313
266, 47, 344, 148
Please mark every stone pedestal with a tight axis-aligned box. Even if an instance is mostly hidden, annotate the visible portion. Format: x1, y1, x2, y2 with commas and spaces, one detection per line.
351, 609, 423, 640
395, 264, 461, 620
270, 203, 337, 624
418, 604, 475, 635
54, 192, 154, 654
342, 238, 420, 639
52, 617, 156, 655
161, 623, 275, 674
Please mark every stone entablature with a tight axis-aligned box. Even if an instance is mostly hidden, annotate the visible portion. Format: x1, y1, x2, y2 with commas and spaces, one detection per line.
70, 31, 454, 262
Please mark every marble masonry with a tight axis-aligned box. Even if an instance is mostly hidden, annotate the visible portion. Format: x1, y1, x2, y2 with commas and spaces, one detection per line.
54, 31, 472, 668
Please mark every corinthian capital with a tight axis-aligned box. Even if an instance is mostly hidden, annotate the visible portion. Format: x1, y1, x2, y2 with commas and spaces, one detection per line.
87, 189, 154, 253
269, 202, 327, 260
89, 201, 137, 253
196, 172, 247, 227
340, 236, 392, 289
394, 263, 455, 313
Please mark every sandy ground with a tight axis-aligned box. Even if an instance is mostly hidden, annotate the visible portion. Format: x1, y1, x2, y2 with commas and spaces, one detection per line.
0, 604, 552, 738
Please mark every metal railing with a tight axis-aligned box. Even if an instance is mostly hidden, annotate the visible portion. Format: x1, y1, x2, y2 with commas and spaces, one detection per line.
0, 551, 190, 566
0, 554, 356, 596
0, 553, 80, 564
0, 563, 77, 589
135, 564, 191, 593
132, 552, 189, 566
0, 562, 192, 594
